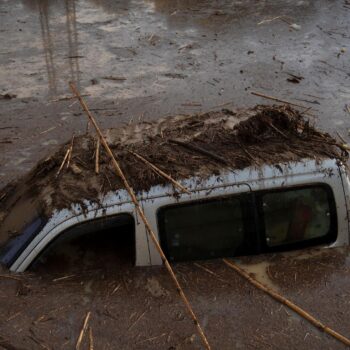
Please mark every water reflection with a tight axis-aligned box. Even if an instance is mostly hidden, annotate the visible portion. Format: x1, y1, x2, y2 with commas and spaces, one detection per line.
38, 0, 57, 96
88, 0, 131, 12
21, 0, 81, 97
152, 0, 208, 12
64, 0, 80, 90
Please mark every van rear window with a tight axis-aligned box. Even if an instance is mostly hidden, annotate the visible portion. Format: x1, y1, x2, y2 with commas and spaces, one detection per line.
260, 186, 337, 250
158, 196, 248, 262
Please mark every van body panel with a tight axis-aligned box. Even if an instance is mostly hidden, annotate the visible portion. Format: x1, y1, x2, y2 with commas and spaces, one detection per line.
9, 158, 350, 272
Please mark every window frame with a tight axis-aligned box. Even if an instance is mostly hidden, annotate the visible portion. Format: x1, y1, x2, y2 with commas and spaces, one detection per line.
255, 183, 338, 253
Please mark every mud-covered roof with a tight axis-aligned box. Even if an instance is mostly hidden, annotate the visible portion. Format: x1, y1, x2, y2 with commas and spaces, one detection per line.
0, 105, 348, 246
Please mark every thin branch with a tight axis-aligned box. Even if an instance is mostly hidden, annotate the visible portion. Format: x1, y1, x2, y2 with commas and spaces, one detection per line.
128, 309, 147, 331
336, 131, 346, 144
129, 150, 190, 194
251, 91, 311, 110
56, 148, 71, 177
0, 274, 23, 281
76, 311, 91, 350
169, 139, 229, 165
66, 135, 75, 169
194, 263, 228, 284
267, 121, 288, 138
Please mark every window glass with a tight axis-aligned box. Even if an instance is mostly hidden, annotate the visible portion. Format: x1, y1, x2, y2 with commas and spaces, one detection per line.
159, 197, 245, 262
262, 187, 332, 247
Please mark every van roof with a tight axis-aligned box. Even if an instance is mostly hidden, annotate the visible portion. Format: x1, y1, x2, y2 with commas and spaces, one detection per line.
0, 104, 347, 244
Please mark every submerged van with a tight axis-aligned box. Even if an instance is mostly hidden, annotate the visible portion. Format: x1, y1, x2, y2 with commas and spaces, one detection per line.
0, 106, 349, 271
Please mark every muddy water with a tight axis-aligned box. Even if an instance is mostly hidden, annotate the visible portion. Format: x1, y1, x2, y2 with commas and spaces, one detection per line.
238, 260, 280, 290
2, 0, 349, 105
1, 247, 350, 349
1, 0, 350, 188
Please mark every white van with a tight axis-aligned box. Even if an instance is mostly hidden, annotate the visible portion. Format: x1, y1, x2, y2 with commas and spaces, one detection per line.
1, 106, 349, 272
2, 157, 349, 272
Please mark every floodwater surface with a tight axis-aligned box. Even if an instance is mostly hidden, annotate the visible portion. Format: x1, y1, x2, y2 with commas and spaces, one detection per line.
0, 0, 350, 187
1, 246, 350, 349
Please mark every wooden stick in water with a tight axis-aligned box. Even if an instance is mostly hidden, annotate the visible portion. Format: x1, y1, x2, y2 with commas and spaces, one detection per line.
89, 327, 94, 350
251, 91, 309, 109
76, 311, 91, 350
223, 258, 350, 347
69, 82, 211, 350
128, 150, 190, 194
95, 138, 100, 174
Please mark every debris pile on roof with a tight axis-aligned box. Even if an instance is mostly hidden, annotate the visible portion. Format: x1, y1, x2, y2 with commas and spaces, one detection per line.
0, 105, 348, 227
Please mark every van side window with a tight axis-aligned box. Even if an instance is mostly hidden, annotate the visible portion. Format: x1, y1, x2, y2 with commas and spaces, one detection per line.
158, 185, 337, 263
260, 186, 337, 249
158, 196, 250, 262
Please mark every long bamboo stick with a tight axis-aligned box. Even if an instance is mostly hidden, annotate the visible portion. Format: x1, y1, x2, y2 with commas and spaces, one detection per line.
69, 82, 211, 350
223, 258, 350, 347
128, 150, 190, 194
